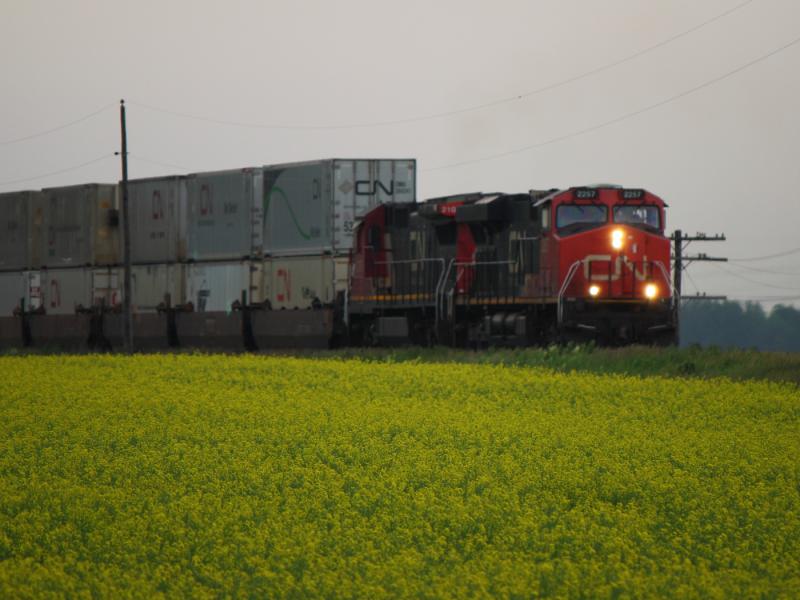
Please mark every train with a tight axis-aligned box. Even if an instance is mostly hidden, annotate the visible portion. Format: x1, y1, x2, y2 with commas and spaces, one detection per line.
0, 158, 677, 351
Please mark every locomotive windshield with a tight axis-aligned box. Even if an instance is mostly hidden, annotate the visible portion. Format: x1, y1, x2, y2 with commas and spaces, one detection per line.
556, 204, 607, 234
613, 205, 660, 231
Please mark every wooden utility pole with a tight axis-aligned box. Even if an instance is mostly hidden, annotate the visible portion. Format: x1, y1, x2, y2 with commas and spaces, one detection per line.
119, 100, 133, 353
670, 231, 727, 300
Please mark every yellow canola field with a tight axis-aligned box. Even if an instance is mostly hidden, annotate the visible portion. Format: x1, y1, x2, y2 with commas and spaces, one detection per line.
0, 355, 798, 598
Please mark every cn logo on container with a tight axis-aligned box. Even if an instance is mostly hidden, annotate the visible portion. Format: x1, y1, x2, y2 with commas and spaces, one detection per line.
355, 181, 394, 196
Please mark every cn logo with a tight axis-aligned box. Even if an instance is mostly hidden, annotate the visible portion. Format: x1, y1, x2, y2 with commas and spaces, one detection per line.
355, 180, 394, 196
584, 254, 650, 282
276, 268, 291, 303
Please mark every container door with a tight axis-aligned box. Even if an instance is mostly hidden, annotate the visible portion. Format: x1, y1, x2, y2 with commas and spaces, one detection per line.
187, 171, 254, 261
0, 192, 29, 270
263, 163, 329, 256
92, 268, 121, 310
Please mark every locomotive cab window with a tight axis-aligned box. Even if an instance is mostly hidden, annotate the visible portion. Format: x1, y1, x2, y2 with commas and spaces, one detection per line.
613, 205, 660, 232
556, 204, 607, 234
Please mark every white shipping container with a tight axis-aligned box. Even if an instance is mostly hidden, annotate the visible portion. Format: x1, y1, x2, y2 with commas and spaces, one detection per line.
185, 261, 253, 313
37, 269, 92, 315
263, 255, 349, 310
262, 158, 416, 257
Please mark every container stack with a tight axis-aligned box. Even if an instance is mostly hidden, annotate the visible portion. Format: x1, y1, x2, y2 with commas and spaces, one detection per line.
0, 158, 416, 349
123, 159, 416, 313
0, 184, 121, 316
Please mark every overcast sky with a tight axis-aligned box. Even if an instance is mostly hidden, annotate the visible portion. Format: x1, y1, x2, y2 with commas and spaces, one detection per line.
1, 0, 798, 306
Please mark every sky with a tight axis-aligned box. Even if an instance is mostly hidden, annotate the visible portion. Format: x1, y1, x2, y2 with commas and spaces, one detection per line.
1, 0, 799, 307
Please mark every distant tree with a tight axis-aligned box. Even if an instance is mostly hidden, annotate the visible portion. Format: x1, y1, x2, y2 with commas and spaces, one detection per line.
679, 301, 800, 352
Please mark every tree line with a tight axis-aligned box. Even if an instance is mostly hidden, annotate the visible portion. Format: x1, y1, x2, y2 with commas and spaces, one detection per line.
679, 301, 800, 352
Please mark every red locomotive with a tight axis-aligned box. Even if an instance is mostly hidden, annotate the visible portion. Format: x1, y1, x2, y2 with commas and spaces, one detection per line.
347, 185, 675, 346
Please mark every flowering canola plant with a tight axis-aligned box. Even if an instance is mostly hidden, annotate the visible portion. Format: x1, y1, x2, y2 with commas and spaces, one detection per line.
0, 354, 798, 598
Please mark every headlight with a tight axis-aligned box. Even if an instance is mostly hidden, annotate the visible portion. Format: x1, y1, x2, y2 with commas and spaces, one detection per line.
644, 283, 657, 299
611, 228, 624, 249
588, 285, 600, 297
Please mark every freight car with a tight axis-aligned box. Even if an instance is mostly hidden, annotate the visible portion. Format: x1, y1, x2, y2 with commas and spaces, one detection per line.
0, 159, 676, 351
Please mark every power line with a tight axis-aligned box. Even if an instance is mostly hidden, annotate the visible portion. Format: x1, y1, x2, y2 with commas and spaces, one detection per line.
712, 263, 800, 291
726, 294, 800, 301
0, 154, 113, 186
424, 33, 800, 171
726, 262, 800, 276
0, 103, 115, 146
128, 1, 755, 131
729, 247, 800, 262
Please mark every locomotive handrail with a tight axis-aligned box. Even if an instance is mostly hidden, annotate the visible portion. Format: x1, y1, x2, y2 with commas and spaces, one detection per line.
437, 259, 456, 324
557, 260, 583, 325
354, 257, 447, 328
377, 258, 447, 328
652, 260, 675, 302
440, 259, 519, 326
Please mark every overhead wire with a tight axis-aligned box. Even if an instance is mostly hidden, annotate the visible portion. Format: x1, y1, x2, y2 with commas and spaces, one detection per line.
726, 261, 800, 276
729, 246, 800, 261
0, 103, 115, 146
127, 0, 755, 130
0, 154, 114, 186
424, 33, 800, 170
711, 263, 800, 291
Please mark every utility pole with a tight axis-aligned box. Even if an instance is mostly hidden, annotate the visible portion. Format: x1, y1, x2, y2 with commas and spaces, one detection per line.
669, 231, 727, 347
669, 231, 727, 300
118, 100, 133, 353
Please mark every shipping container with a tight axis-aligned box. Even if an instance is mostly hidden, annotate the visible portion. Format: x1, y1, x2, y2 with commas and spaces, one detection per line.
0, 271, 25, 316
0, 191, 37, 271
185, 168, 263, 261
262, 158, 415, 256
184, 261, 253, 313
131, 263, 185, 312
29, 184, 120, 268
126, 175, 187, 263
37, 268, 92, 315
262, 255, 349, 310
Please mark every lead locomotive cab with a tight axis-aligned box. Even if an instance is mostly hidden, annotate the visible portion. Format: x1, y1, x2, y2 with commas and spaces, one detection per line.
347, 185, 676, 348
537, 185, 675, 345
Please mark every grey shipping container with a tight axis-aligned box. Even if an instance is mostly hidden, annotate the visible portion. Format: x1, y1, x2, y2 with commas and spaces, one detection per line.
0, 191, 38, 271
185, 168, 263, 261
131, 263, 185, 312
126, 175, 187, 263
29, 184, 120, 268
28, 268, 121, 315
262, 158, 415, 256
